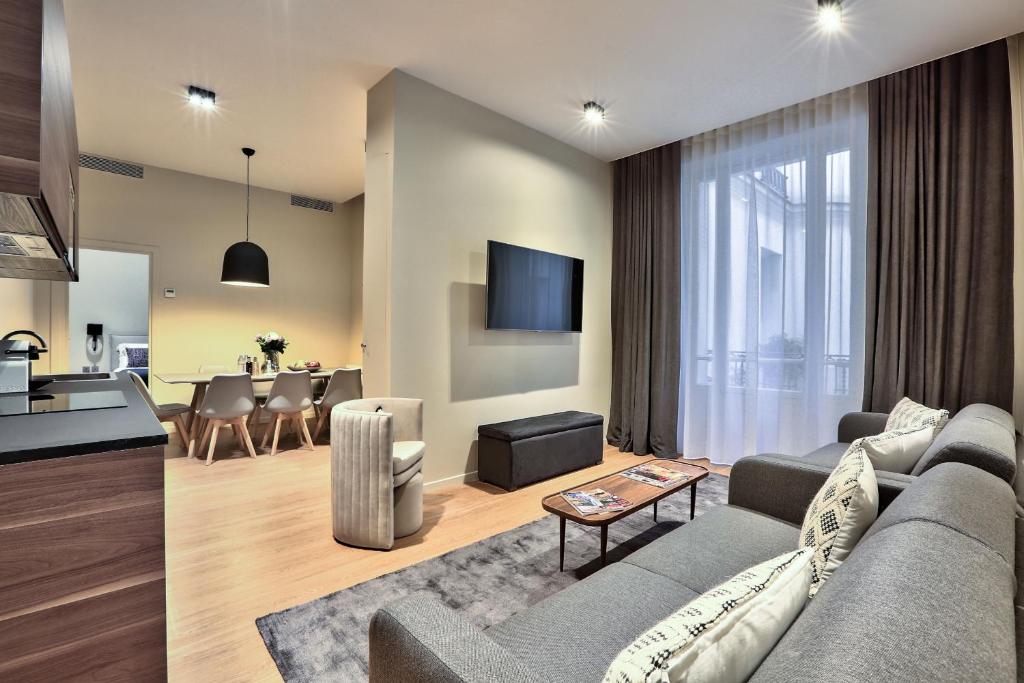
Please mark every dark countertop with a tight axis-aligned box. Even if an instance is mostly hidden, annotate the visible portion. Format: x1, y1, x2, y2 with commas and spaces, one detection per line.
0, 373, 168, 466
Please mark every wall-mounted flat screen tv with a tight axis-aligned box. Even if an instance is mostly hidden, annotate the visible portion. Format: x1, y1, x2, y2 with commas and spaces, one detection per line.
485, 240, 584, 332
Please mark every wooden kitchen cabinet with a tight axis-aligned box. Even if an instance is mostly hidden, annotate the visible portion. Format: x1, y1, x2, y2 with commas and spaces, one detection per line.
0, 0, 79, 281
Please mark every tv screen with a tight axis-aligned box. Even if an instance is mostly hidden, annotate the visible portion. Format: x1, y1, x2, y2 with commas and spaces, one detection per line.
486, 240, 584, 332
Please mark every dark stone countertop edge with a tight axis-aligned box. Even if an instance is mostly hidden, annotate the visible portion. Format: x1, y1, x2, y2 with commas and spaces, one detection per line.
0, 373, 169, 466
0, 432, 168, 467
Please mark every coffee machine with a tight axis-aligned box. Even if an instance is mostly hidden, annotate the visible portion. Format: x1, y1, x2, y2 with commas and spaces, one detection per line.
0, 330, 48, 394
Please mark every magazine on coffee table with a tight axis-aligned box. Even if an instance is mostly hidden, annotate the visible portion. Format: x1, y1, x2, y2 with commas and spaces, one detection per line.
621, 463, 692, 489
561, 488, 631, 516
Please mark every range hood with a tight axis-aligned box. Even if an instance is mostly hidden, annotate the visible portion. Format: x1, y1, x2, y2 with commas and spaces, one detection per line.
0, 0, 79, 282
0, 193, 75, 281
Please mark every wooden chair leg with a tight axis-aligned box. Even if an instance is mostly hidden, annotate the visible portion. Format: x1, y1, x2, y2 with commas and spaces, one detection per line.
231, 423, 246, 452
186, 424, 198, 459
261, 413, 275, 448
299, 414, 315, 451
173, 415, 190, 449
270, 414, 283, 456
198, 420, 214, 456
238, 417, 258, 458
313, 410, 328, 442
187, 415, 206, 458
250, 404, 262, 434
205, 419, 221, 466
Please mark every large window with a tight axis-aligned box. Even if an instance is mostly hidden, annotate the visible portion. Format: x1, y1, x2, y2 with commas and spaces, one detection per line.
679, 86, 867, 464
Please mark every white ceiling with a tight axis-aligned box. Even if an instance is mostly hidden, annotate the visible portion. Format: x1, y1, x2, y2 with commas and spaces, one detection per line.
65, 0, 1024, 203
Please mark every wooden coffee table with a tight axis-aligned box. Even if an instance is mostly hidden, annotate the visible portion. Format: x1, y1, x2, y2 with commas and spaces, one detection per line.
542, 459, 709, 571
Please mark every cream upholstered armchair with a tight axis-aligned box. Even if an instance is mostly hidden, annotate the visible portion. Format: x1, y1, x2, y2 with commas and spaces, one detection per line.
331, 398, 425, 550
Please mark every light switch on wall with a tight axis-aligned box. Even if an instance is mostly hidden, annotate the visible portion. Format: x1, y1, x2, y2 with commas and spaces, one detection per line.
163, 288, 176, 298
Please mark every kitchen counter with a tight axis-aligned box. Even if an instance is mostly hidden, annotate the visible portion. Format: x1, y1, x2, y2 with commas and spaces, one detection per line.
0, 372, 168, 466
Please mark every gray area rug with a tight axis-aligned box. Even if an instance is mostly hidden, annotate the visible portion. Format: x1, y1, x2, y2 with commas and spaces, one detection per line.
257, 471, 729, 682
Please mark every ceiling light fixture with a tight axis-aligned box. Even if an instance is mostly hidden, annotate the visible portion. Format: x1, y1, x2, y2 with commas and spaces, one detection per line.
221, 148, 270, 287
817, 0, 843, 32
187, 84, 216, 109
583, 101, 606, 124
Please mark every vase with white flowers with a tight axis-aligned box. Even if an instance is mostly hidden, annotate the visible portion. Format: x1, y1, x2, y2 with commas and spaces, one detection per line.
255, 331, 288, 373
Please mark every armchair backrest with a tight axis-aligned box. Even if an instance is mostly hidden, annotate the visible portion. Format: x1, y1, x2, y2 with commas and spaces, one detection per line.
342, 397, 423, 443
332, 399, 406, 549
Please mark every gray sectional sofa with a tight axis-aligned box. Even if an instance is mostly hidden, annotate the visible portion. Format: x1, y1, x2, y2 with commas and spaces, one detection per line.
368, 404, 1021, 682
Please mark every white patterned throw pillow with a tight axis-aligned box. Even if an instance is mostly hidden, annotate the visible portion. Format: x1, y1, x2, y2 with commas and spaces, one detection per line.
800, 446, 878, 597
603, 549, 812, 683
885, 397, 949, 437
852, 424, 934, 474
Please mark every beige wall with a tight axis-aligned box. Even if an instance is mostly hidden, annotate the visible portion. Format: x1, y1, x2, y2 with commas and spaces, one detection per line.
1010, 34, 1024, 430
0, 279, 64, 375
363, 74, 397, 397
340, 193, 365, 365
0, 279, 36, 335
5, 163, 363, 405
366, 70, 613, 487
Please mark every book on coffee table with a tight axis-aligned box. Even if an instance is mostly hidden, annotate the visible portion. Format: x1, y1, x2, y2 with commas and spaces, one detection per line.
621, 463, 692, 489
561, 488, 631, 516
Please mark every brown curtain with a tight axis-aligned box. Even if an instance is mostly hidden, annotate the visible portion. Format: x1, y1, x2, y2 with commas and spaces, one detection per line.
607, 142, 681, 457
864, 40, 1015, 414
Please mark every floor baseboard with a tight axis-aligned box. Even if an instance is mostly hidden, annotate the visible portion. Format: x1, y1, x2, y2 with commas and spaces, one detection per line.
425, 470, 479, 489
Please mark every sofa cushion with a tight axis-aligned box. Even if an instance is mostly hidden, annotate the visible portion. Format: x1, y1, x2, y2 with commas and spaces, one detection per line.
393, 441, 425, 474
800, 447, 878, 597
911, 403, 1017, 483
622, 505, 799, 593
801, 442, 849, 468
885, 396, 950, 436
862, 463, 1015, 563
392, 441, 425, 487
485, 563, 698, 683
751, 463, 1017, 682
853, 425, 934, 474
605, 549, 811, 683
477, 411, 603, 442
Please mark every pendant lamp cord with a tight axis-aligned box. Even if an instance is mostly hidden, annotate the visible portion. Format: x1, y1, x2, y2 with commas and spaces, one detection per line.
245, 155, 251, 242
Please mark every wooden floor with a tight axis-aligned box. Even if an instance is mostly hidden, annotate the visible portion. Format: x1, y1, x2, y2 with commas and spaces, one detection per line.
165, 431, 729, 682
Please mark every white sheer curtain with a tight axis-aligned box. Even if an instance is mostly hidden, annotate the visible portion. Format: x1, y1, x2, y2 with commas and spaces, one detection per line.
678, 85, 868, 465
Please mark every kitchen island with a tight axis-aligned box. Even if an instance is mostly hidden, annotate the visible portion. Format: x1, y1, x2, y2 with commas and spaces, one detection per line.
0, 372, 168, 681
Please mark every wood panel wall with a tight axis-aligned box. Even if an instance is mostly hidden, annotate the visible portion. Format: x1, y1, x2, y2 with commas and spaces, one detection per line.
0, 446, 166, 681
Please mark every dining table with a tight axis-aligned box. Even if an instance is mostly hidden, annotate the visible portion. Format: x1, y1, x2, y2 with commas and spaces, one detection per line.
155, 367, 354, 446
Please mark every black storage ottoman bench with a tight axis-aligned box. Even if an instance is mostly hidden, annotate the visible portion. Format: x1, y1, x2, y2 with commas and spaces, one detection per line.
477, 411, 604, 491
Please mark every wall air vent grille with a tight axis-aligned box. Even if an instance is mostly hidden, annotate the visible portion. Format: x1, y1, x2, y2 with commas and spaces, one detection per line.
290, 195, 334, 212
79, 154, 144, 178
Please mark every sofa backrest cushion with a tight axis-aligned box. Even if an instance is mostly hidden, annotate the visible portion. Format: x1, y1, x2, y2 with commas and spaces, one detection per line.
750, 463, 1017, 682
911, 403, 1016, 483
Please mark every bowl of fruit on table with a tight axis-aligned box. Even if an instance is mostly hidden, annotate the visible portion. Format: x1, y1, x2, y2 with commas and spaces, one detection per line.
287, 360, 322, 372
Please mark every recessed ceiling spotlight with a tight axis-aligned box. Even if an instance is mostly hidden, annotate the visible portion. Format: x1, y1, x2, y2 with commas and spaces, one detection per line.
817, 0, 843, 32
583, 101, 605, 124
187, 85, 216, 109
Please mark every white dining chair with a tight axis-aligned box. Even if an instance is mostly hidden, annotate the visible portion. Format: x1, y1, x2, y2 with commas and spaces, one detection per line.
189, 373, 258, 465
259, 370, 315, 456
312, 368, 363, 441
121, 370, 192, 449
191, 364, 236, 442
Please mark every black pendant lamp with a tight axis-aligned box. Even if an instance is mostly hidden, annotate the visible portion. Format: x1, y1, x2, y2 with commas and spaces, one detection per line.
221, 147, 270, 287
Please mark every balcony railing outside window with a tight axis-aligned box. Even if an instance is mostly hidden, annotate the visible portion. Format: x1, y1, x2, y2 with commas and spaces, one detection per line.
695, 351, 851, 395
